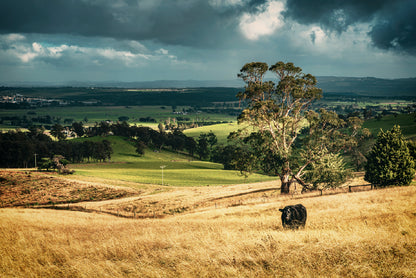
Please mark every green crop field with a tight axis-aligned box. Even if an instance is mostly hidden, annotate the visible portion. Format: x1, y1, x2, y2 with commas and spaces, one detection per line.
184, 122, 241, 143
364, 113, 416, 139
0, 105, 236, 127
70, 136, 275, 187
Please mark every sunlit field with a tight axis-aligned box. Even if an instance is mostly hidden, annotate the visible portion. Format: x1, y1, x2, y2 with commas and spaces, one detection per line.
1, 186, 415, 277
0, 105, 236, 128
184, 122, 240, 143
364, 113, 416, 139
70, 136, 275, 187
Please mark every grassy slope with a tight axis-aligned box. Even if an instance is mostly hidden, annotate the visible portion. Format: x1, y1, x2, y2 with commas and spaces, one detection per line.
364, 113, 416, 139
1, 186, 415, 277
71, 136, 275, 187
184, 122, 240, 143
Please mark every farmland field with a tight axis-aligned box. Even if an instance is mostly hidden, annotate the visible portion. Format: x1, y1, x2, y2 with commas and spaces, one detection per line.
69, 136, 275, 187
1, 86, 416, 277
1, 172, 415, 277
364, 113, 416, 139
184, 122, 241, 143
0, 105, 236, 127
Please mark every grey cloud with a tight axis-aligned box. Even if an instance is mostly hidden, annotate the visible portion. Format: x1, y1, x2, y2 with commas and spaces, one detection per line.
284, 0, 416, 54
310, 31, 316, 44
368, 1, 416, 55
283, 0, 392, 31
0, 0, 267, 48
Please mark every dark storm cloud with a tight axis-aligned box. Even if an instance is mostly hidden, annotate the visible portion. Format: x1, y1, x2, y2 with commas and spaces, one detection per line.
368, 1, 416, 55
284, 0, 416, 54
0, 0, 267, 48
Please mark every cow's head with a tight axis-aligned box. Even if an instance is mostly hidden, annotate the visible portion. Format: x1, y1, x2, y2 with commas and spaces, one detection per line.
279, 207, 291, 221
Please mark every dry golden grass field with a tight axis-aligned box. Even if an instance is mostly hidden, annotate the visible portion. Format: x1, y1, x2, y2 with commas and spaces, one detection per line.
1, 170, 416, 277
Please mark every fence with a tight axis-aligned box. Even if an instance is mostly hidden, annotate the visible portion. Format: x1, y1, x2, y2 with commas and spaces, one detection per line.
348, 184, 374, 192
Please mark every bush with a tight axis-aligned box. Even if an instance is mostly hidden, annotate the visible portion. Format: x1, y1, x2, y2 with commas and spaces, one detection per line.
365, 125, 415, 187
304, 153, 351, 189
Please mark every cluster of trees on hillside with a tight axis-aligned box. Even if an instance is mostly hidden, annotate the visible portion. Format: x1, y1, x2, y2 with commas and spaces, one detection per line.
48, 120, 220, 160
0, 128, 112, 168
0, 118, 223, 170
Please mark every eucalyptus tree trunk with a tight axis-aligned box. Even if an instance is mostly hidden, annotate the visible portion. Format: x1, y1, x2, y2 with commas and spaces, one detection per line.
280, 162, 292, 194
280, 177, 292, 194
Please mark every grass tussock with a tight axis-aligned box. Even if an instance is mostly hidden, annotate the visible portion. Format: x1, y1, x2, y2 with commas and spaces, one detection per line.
1, 186, 416, 277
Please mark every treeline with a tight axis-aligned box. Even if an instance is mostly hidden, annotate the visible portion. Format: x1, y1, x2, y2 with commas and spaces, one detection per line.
0, 121, 223, 169
0, 129, 112, 168
0, 114, 64, 128
83, 121, 250, 170
50, 121, 225, 162
81, 121, 217, 160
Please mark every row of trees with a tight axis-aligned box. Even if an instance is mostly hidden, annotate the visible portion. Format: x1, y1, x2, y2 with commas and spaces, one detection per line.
50, 118, 229, 140
0, 129, 113, 168
50, 120, 220, 161
0, 121, 221, 170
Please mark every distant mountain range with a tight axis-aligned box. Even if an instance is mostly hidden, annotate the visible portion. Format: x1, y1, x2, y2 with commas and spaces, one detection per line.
316, 76, 416, 96
2, 76, 416, 96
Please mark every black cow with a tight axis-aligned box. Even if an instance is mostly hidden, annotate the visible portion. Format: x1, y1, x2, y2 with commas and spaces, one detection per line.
279, 204, 307, 229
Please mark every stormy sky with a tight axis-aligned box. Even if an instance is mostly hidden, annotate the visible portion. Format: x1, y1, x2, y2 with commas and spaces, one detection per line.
0, 0, 415, 83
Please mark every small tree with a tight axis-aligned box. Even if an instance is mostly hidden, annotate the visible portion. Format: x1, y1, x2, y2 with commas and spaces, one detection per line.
206, 131, 218, 149
38, 157, 54, 171
303, 153, 351, 189
407, 140, 416, 163
118, 116, 129, 122
38, 155, 74, 174
158, 123, 165, 133
71, 121, 85, 137
53, 155, 74, 174
50, 124, 66, 141
365, 125, 415, 187
196, 133, 210, 160
135, 140, 146, 156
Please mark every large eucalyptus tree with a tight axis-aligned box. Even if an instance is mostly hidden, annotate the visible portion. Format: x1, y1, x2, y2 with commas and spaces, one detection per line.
235, 61, 364, 194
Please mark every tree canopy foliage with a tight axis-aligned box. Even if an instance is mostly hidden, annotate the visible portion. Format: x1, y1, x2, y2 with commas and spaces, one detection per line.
365, 125, 415, 187
234, 61, 366, 193
0, 130, 113, 168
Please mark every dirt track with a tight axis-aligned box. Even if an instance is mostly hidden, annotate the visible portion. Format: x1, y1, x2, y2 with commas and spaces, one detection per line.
1, 169, 372, 219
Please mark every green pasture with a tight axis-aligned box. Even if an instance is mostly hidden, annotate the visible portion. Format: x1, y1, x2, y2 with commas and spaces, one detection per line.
71, 136, 276, 187
0, 105, 236, 127
0, 124, 24, 131
364, 113, 416, 138
184, 122, 242, 143
322, 99, 413, 109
